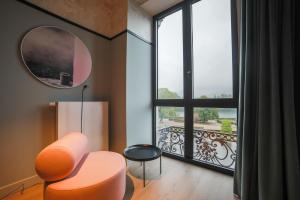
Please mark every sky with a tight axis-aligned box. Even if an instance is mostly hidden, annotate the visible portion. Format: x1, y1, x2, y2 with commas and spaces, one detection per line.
157, 0, 233, 99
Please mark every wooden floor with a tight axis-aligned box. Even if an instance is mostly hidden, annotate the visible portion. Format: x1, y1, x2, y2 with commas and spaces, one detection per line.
6, 157, 233, 200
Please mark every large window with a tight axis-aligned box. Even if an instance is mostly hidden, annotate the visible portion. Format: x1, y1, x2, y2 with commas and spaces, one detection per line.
192, 0, 233, 99
153, 0, 238, 174
157, 10, 183, 99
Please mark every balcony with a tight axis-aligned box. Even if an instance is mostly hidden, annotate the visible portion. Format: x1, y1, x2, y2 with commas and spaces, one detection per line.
157, 126, 237, 170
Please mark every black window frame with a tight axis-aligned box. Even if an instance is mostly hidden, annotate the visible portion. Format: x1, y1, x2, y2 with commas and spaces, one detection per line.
152, 0, 239, 175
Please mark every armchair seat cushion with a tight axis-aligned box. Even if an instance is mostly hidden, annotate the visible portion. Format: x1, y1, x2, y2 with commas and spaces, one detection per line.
45, 151, 126, 200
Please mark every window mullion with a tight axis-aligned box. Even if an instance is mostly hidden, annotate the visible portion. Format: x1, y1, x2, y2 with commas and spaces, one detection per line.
182, 1, 193, 160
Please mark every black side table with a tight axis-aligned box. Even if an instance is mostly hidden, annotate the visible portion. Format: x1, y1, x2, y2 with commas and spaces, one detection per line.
123, 144, 162, 187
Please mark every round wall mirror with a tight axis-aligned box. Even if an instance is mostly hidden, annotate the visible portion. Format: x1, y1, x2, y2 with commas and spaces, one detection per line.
21, 26, 92, 88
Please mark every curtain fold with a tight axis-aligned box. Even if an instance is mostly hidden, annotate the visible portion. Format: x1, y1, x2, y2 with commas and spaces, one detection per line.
234, 0, 300, 199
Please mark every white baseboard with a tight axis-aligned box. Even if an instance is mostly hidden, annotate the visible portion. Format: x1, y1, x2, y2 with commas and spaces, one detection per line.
0, 175, 43, 199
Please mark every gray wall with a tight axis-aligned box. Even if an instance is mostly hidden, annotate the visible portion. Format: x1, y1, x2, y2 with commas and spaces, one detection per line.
126, 33, 152, 146
0, 0, 111, 188
0, 0, 153, 191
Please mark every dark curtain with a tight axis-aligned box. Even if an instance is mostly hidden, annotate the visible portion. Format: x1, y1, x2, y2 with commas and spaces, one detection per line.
234, 0, 300, 199
295, 0, 300, 167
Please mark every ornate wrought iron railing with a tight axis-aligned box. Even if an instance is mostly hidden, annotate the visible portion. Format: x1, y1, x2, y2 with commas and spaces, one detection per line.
157, 126, 237, 170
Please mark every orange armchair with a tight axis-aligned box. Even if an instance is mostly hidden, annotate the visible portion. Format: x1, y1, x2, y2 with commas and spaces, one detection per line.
35, 132, 126, 200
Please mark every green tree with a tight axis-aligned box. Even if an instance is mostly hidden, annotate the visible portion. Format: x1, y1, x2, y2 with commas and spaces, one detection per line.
195, 108, 219, 123
158, 88, 180, 99
199, 95, 208, 99
158, 107, 177, 121
157, 88, 181, 121
221, 120, 232, 134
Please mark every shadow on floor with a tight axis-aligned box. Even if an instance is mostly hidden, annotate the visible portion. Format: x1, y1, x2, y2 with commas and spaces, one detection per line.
127, 160, 162, 181
123, 175, 134, 200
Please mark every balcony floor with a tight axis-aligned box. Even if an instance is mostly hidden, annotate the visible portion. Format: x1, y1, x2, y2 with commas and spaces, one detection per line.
8, 157, 234, 200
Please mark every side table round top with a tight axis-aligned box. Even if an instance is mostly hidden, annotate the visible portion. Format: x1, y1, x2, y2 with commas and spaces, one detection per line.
123, 144, 162, 161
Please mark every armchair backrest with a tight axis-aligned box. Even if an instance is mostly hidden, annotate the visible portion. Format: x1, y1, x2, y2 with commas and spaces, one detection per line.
35, 132, 88, 182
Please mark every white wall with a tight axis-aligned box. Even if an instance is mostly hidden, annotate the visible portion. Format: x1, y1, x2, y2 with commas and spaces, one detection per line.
127, 0, 152, 42
126, 33, 152, 146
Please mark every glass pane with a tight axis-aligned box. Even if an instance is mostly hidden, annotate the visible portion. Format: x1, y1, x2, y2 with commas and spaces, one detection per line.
157, 10, 183, 99
193, 108, 237, 169
192, 0, 233, 99
156, 106, 184, 157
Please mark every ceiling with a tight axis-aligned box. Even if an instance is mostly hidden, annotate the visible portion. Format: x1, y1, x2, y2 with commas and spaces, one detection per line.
133, 0, 183, 16
133, 0, 149, 5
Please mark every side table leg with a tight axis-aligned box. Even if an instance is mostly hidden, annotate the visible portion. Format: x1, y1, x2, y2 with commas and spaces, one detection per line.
160, 156, 162, 175
143, 161, 145, 187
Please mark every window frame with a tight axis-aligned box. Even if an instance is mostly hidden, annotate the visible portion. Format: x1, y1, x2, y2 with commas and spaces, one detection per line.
152, 0, 239, 175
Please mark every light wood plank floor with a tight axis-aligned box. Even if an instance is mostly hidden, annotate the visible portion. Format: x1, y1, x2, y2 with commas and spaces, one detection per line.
6, 157, 233, 200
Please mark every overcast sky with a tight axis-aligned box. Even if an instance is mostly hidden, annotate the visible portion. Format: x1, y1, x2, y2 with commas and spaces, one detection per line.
157, 0, 233, 98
